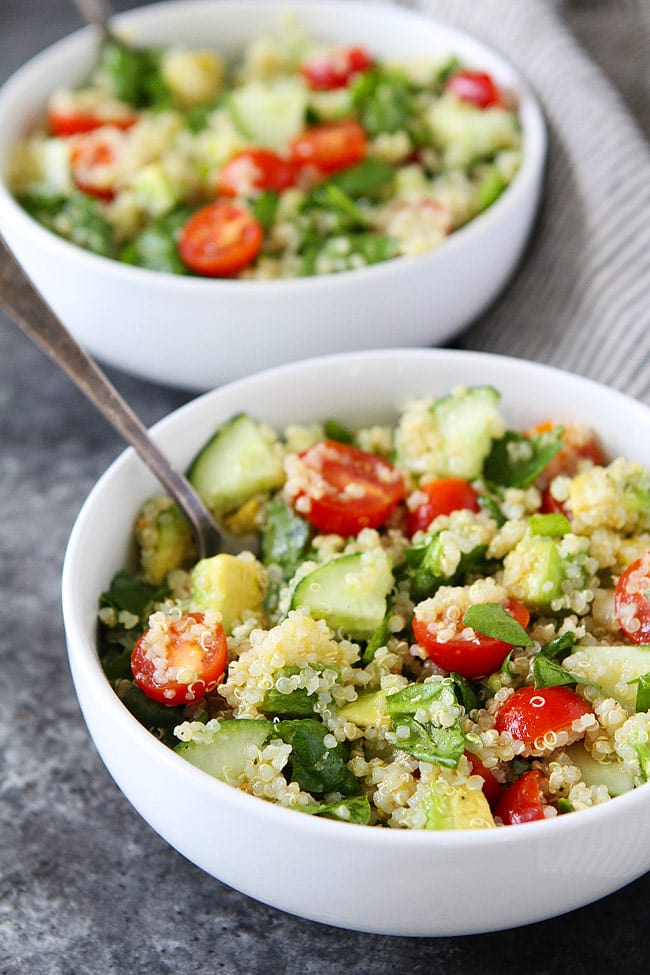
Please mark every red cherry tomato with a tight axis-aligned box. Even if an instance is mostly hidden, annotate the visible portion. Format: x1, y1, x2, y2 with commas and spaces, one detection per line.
445, 70, 505, 108
495, 686, 592, 753
48, 106, 136, 137
301, 46, 373, 90
530, 421, 606, 489
614, 553, 650, 644
290, 440, 405, 537
69, 129, 125, 200
540, 485, 567, 516
217, 148, 297, 197
131, 612, 228, 707
178, 201, 263, 277
290, 120, 366, 174
406, 478, 480, 536
494, 770, 547, 825
412, 599, 530, 679
466, 752, 503, 808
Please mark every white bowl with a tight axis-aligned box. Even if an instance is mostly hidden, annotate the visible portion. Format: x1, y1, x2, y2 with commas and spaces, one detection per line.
62, 348, 650, 937
0, 0, 546, 391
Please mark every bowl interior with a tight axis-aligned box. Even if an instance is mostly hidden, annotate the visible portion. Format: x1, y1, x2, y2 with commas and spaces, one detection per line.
61, 348, 650, 934
0, 0, 545, 243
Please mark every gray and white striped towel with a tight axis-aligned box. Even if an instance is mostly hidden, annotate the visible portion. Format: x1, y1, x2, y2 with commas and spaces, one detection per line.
406, 0, 650, 403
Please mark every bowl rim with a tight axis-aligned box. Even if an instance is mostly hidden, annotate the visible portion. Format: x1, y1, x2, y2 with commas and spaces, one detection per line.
61, 347, 650, 850
0, 0, 547, 294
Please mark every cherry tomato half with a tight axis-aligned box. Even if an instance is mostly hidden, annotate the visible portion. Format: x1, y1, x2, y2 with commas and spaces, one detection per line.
47, 89, 136, 138
531, 420, 606, 490
290, 440, 405, 537
290, 119, 366, 175
131, 612, 228, 707
406, 478, 480, 536
412, 599, 530, 679
70, 129, 125, 200
495, 686, 592, 754
466, 752, 503, 808
540, 485, 567, 516
615, 553, 650, 644
494, 769, 547, 825
217, 148, 297, 197
300, 46, 373, 90
444, 70, 504, 109
178, 201, 263, 277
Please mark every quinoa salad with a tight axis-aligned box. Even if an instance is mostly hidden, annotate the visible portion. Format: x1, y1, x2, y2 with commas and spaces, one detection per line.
7, 19, 522, 279
96, 386, 650, 830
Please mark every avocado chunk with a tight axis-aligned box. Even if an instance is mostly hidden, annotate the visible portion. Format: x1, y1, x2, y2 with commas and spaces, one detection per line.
135, 496, 196, 585
338, 689, 389, 728
422, 767, 496, 830
191, 553, 265, 634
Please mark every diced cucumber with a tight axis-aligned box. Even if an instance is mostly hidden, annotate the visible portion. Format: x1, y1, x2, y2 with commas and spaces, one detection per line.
427, 96, 520, 168
228, 79, 307, 152
432, 386, 502, 477
175, 718, 273, 784
565, 742, 635, 798
290, 551, 393, 641
396, 385, 503, 481
187, 413, 284, 516
564, 644, 650, 711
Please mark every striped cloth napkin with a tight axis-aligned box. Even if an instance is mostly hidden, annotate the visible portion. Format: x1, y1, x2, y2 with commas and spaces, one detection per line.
406, 0, 650, 404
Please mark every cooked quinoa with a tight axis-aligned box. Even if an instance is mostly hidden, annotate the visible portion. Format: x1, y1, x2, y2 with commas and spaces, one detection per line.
99, 385, 650, 829
8, 18, 522, 279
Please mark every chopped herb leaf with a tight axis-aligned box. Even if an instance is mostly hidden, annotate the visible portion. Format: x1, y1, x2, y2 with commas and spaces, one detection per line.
362, 612, 392, 665
324, 158, 395, 197
389, 715, 466, 767
250, 190, 279, 232
275, 719, 359, 796
100, 570, 169, 621
533, 654, 578, 689
300, 795, 371, 825
448, 672, 480, 713
540, 631, 577, 661
386, 680, 466, 767
557, 798, 574, 814
261, 498, 312, 579
323, 418, 355, 444
462, 603, 534, 648
635, 673, 650, 713
483, 427, 564, 489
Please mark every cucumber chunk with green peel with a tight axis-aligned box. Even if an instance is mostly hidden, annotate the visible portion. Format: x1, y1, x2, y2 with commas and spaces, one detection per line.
228, 79, 307, 152
564, 644, 650, 711
565, 743, 635, 797
175, 719, 273, 784
395, 385, 504, 481
502, 533, 592, 612
290, 551, 394, 641
188, 413, 284, 516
